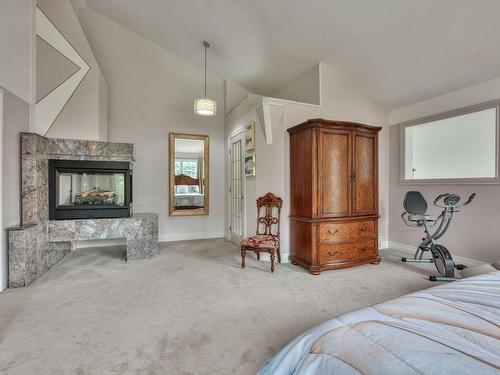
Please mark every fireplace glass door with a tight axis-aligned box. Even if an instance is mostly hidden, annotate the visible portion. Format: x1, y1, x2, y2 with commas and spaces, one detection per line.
49, 160, 132, 220
58, 172, 126, 207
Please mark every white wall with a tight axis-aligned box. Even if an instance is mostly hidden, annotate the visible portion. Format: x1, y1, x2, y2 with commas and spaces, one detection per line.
78, 9, 226, 241
0, 0, 34, 103
271, 63, 320, 105
225, 63, 389, 259
98, 72, 108, 141
388, 77, 500, 262
389, 78, 500, 125
225, 79, 250, 115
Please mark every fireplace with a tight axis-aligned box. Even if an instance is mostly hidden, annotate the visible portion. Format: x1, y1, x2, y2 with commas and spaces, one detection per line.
49, 160, 132, 220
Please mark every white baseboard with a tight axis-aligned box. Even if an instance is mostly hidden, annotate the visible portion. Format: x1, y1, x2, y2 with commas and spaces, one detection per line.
385, 241, 483, 266
386, 241, 415, 253
159, 231, 225, 242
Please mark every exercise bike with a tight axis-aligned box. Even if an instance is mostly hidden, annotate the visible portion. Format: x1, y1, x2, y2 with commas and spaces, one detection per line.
401, 191, 476, 282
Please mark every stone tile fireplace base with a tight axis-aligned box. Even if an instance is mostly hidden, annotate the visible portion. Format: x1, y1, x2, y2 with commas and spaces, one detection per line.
7, 133, 159, 288
49, 214, 159, 260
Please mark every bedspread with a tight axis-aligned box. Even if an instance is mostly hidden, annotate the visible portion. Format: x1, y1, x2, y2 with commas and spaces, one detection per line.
174, 193, 204, 207
258, 272, 500, 374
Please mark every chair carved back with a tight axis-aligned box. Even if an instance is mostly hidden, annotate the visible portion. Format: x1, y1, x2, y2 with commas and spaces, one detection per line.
256, 193, 282, 237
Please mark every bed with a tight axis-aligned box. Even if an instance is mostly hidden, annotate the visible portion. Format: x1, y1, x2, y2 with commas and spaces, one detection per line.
174, 174, 204, 208
174, 193, 204, 208
258, 272, 500, 374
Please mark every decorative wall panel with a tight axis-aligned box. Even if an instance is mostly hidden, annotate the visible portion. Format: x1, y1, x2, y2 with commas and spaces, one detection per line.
35, 6, 90, 136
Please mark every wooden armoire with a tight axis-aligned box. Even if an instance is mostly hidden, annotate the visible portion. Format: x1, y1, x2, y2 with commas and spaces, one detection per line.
288, 119, 382, 275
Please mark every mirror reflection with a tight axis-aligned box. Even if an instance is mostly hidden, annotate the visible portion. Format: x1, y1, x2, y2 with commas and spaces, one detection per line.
169, 133, 209, 216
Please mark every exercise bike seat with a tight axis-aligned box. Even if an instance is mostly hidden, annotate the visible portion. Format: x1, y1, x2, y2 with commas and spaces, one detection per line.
403, 191, 438, 223
403, 191, 428, 215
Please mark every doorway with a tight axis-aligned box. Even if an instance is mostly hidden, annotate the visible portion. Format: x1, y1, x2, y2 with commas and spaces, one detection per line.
229, 131, 245, 245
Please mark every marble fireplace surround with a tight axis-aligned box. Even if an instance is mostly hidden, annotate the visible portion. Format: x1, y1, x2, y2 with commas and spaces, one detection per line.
7, 133, 159, 288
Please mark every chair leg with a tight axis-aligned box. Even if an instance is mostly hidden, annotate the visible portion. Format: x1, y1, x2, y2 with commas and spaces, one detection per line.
277, 246, 281, 263
270, 251, 275, 273
241, 245, 246, 269
256, 250, 260, 261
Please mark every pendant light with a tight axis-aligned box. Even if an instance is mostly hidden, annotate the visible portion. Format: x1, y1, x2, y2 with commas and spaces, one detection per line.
194, 41, 217, 116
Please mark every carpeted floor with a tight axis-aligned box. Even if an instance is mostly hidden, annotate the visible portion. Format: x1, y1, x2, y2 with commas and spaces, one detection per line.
0, 239, 439, 374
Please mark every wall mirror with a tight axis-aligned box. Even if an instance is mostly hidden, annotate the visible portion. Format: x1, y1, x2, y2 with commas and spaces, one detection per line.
169, 133, 209, 216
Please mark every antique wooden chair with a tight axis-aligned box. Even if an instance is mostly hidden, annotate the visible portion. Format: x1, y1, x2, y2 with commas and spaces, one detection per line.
241, 192, 282, 272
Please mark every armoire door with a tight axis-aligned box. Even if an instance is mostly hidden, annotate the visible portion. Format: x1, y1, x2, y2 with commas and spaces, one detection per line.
319, 129, 351, 217
352, 131, 377, 216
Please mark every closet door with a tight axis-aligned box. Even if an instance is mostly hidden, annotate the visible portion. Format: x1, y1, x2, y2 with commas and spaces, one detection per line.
319, 129, 351, 217
352, 131, 377, 216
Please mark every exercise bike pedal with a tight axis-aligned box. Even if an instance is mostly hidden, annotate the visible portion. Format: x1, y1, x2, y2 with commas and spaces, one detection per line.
430, 275, 459, 282
401, 257, 434, 263
455, 264, 467, 270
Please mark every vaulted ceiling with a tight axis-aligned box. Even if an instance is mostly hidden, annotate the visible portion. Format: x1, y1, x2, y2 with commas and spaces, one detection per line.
84, 0, 500, 109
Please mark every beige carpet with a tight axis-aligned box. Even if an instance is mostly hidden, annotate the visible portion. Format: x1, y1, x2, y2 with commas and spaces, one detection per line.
0, 239, 437, 374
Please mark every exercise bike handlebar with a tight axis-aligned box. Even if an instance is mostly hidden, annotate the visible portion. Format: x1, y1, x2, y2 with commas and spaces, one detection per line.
433, 193, 450, 206
433, 192, 476, 208
458, 193, 476, 208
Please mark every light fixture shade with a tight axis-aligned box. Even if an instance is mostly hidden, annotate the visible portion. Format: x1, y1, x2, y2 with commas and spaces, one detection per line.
194, 97, 217, 116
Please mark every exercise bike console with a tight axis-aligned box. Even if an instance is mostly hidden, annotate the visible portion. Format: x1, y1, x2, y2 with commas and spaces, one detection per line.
401, 191, 475, 282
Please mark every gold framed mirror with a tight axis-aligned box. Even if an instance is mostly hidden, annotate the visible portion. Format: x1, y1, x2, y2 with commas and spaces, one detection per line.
169, 133, 209, 216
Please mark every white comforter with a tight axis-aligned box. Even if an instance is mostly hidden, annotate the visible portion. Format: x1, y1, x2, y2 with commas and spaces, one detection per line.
174, 193, 204, 208
258, 272, 500, 374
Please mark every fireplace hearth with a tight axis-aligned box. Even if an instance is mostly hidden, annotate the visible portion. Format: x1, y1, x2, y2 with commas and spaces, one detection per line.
49, 159, 132, 220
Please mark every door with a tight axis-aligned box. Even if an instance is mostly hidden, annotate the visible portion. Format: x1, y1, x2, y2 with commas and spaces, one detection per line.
229, 134, 245, 244
319, 129, 351, 217
352, 131, 377, 216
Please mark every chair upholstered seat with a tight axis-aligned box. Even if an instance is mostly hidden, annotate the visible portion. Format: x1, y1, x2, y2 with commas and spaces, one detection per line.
241, 192, 283, 272
241, 234, 279, 249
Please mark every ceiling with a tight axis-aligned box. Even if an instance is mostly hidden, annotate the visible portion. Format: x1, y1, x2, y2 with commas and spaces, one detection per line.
84, 0, 500, 109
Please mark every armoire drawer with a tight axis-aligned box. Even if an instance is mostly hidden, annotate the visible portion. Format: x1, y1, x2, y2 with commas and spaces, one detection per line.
319, 220, 375, 242
319, 239, 376, 263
